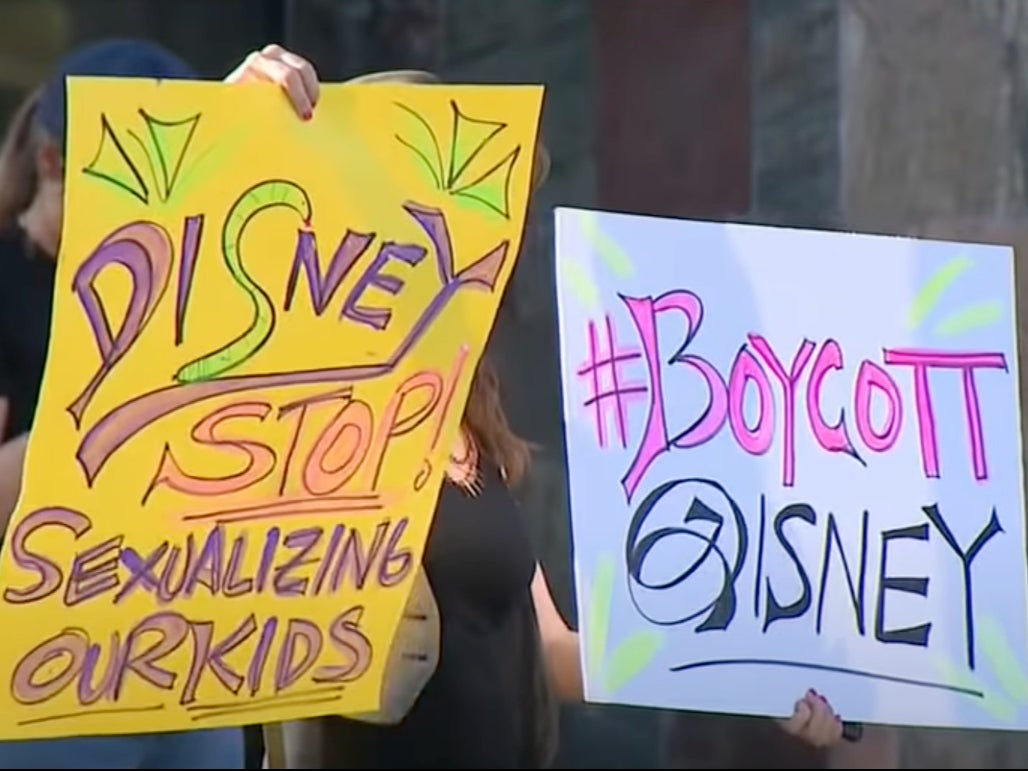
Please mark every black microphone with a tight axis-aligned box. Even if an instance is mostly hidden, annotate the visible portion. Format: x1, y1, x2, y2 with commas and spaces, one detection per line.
842, 722, 864, 743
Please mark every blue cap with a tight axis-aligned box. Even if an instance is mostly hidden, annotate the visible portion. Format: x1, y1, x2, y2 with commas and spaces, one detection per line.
36, 38, 199, 149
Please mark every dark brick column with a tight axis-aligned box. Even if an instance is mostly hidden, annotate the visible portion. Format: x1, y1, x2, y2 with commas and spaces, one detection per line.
750, 0, 840, 228
594, 0, 752, 219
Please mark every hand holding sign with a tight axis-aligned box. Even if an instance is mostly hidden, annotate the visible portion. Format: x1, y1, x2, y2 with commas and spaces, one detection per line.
224, 44, 320, 119
558, 209, 1027, 731
0, 76, 543, 740
779, 689, 843, 749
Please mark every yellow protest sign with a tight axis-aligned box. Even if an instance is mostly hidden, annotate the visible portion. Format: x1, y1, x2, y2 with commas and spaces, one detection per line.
0, 77, 543, 739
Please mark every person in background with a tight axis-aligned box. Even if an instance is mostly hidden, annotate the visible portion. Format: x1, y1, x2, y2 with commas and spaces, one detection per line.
0, 38, 318, 771
272, 69, 848, 770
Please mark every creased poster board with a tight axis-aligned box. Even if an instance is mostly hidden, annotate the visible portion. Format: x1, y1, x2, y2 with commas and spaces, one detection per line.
0, 78, 543, 739
555, 207, 1028, 730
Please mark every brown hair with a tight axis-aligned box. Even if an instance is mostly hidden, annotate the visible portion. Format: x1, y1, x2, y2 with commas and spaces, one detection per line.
464, 356, 533, 486
0, 87, 44, 231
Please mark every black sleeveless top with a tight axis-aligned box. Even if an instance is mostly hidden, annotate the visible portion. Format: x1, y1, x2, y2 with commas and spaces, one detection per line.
0, 228, 55, 440
316, 462, 542, 768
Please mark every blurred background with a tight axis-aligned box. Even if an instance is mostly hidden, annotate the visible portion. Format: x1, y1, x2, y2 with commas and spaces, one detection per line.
4, 0, 1028, 767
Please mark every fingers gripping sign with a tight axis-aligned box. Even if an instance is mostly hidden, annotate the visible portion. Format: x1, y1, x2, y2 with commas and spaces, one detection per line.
225, 43, 321, 119
779, 689, 844, 749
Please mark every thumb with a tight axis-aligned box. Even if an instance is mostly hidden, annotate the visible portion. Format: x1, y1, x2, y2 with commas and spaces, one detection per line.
779, 698, 812, 735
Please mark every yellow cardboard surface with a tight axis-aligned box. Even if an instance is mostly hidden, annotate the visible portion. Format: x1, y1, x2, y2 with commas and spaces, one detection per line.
0, 77, 543, 739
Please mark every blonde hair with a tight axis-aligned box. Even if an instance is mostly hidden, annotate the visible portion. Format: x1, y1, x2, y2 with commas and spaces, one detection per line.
0, 87, 44, 231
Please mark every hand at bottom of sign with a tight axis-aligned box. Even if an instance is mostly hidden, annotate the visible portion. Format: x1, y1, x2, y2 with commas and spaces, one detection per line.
778, 689, 844, 749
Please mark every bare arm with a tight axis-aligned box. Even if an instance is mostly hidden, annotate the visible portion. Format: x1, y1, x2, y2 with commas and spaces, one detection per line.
530, 564, 583, 702
0, 428, 27, 538
532, 563, 857, 755
0, 392, 26, 537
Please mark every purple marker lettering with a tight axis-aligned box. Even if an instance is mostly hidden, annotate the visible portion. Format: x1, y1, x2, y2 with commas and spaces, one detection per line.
274, 619, 323, 691
224, 534, 253, 597
113, 612, 190, 699
64, 535, 123, 606
181, 615, 257, 704
11, 629, 89, 704
246, 616, 279, 696
255, 527, 280, 593
4, 507, 92, 604
78, 632, 122, 705
284, 229, 374, 314
68, 222, 173, 427
184, 525, 224, 597
341, 242, 427, 330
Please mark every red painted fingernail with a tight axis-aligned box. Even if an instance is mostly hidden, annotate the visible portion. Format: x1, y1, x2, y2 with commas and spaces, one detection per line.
818, 694, 828, 703
303, 111, 312, 121
808, 689, 818, 697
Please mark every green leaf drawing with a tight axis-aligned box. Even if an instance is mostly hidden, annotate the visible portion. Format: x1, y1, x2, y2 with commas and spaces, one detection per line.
588, 555, 616, 681
394, 99, 522, 220
83, 109, 201, 206
451, 145, 520, 220
395, 103, 444, 189
142, 110, 201, 199
83, 115, 150, 204
447, 103, 505, 189
605, 630, 662, 694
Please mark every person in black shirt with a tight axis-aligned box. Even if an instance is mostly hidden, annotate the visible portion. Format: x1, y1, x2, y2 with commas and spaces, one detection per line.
274, 69, 849, 770
0, 37, 319, 771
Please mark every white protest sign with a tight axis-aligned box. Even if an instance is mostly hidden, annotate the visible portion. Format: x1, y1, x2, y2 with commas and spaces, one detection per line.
556, 208, 1027, 729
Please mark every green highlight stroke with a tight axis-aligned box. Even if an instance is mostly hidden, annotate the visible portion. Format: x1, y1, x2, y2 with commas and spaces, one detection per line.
580, 211, 634, 279
587, 555, 615, 681
560, 259, 600, 311
586, 554, 663, 697
909, 255, 973, 330
932, 613, 1028, 724
934, 300, 1004, 337
605, 630, 663, 694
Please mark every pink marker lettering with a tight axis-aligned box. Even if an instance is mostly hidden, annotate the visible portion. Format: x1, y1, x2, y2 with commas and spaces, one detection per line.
749, 335, 815, 487
620, 290, 724, 501
884, 349, 1006, 480
805, 339, 862, 463
854, 361, 902, 452
727, 347, 774, 456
